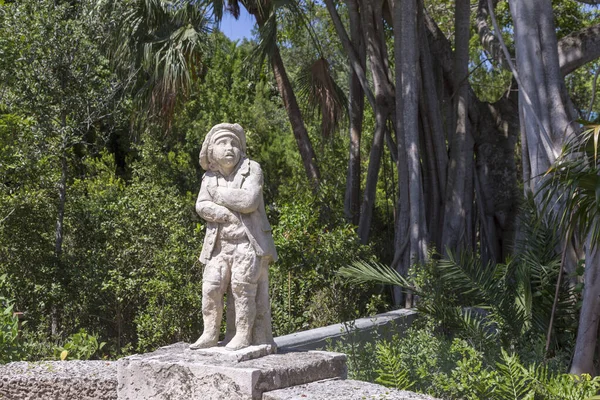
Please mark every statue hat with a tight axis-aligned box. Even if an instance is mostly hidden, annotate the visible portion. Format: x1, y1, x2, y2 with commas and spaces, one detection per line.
199, 123, 247, 170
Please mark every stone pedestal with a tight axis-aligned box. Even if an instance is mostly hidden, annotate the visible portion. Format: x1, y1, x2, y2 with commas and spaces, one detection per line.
116, 343, 346, 400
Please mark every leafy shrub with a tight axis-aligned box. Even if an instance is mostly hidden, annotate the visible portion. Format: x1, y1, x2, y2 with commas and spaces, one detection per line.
335, 320, 600, 400
54, 329, 106, 361
270, 196, 386, 336
0, 297, 23, 363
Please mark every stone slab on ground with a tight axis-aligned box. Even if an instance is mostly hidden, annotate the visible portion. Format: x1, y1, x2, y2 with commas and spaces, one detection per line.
0, 360, 117, 400
262, 379, 439, 400
117, 342, 347, 400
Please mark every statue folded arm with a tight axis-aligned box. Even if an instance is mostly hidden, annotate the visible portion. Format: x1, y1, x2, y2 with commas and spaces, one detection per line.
196, 175, 240, 223
211, 163, 263, 214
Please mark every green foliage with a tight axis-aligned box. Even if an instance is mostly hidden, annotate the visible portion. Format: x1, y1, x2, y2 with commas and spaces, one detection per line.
375, 342, 414, 391
270, 192, 384, 335
0, 282, 23, 363
336, 321, 600, 400
101, 0, 211, 123
65, 146, 204, 353
54, 329, 106, 361
327, 320, 382, 383
541, 125, 600, 246
340, 202, 578, 353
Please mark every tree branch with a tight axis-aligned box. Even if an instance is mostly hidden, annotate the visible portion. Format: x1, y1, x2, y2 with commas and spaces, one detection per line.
559, 24, 600, 76
476, 0, 511, 69
323, 0, 376, 110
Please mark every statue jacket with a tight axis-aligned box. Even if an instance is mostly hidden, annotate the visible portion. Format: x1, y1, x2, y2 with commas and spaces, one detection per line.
196, 157, 278, 264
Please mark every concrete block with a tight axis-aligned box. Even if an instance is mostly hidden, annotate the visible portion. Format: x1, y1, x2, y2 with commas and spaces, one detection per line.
117, 343, 347, 400
262, 379, 439, 400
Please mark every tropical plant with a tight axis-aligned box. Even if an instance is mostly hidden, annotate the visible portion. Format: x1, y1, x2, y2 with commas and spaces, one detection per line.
339, 205, 578, 353
540, 125, 600, 374
343, 323, 600, 400
100, 0, 211, 125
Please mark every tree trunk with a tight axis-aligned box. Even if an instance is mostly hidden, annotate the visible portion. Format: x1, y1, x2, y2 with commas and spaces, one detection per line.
344, 0, 365, 225
474, 97, 520, 263
441, 0, 473, 254
323, 0, 376, 109
357, 0, 393, 243
52, 144, 67, 336
419, 22, 448, 251
400, 0, 427, 264
270, 46, 321, 188
391, 0, 409, 307
55, 150, 67, 261
246, 5, 321, 189
509, 0, 576, 194
571, 237, 600, 375
357, 103, 387, 243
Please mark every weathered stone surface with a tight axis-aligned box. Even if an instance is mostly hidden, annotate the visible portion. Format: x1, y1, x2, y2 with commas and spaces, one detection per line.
193, 343, 275, 362
117, 343, 347, 400
262, 379, 439, 400
0, 360, 117, 400
192, 122, 278, 351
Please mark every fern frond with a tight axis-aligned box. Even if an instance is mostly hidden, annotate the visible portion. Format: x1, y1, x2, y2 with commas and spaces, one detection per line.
375, 342, 414, 390
495, 349, 534, 400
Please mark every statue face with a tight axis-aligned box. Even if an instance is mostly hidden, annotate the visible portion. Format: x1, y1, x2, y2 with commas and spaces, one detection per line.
212, 134, 241, 170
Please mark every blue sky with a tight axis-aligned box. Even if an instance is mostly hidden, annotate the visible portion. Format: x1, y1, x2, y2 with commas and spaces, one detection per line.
218, 7, 256, 42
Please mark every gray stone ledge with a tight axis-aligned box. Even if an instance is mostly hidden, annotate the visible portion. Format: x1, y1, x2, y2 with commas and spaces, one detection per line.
0, 360, 117, 400
0, 309, 420, 400
262, 379, 439, 400
274, 309, 417, 351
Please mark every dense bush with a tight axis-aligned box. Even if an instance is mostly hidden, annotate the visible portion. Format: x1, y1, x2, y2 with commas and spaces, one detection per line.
333, 319, 600, 400
270, 196, 385, 335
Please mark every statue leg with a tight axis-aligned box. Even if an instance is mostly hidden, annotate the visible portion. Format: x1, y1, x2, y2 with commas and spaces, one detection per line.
252, 258, 275, 348
222, 285, 236, 345
226, 242, 261, 350
225, 281, 257, 350
190, 251, 230, 350
190, 280, 224, 349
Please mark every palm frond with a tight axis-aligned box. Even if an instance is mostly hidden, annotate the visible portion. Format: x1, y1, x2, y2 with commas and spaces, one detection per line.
539, 125, 600, 245
437, 251, 499, 307
250, 9, 277, 68
105, 0, 210, 126
296, 57, 347, 139
338, 259, 413, 290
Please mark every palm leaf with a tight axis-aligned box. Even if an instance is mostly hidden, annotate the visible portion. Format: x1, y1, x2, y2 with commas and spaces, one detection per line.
296, 57, 347, 139
338, 259, 413, 290
103, 0, 210, 126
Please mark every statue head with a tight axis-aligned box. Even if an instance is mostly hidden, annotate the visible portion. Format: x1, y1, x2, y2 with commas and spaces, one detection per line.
200, 123, 247, 172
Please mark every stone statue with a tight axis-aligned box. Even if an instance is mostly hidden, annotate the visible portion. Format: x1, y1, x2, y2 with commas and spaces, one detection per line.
190, 123, 278, 351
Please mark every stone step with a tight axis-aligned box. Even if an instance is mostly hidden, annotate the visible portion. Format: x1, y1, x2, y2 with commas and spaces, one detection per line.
262, 379, 439, 400
117, 343, 347, 400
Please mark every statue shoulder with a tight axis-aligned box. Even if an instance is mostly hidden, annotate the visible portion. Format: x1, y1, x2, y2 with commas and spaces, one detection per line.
247, 159, 263, 174
201, 170, 218, 184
